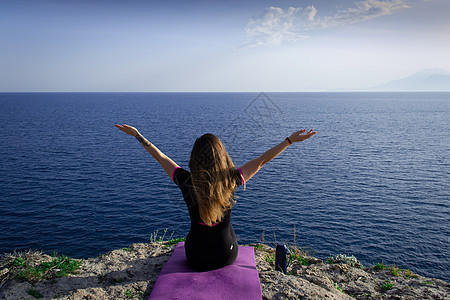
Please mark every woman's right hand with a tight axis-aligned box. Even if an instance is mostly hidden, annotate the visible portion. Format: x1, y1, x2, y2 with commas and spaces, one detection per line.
289, 129, 317, 143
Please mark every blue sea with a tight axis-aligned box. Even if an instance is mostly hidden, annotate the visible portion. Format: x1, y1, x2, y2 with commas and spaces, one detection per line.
0, 92, 449, 281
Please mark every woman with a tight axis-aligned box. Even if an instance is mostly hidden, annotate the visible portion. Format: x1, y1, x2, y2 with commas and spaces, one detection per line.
115, 124, 317, 271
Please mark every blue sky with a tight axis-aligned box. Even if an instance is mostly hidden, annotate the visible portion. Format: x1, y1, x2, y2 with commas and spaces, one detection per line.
1, 0, 449, 91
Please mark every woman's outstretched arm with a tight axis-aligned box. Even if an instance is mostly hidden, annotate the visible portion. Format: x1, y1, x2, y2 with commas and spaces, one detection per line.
239, 129, 317, 183
115, 124, 180, 181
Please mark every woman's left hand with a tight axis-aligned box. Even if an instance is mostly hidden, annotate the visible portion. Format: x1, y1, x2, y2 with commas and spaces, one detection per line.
115, 124, 139, 137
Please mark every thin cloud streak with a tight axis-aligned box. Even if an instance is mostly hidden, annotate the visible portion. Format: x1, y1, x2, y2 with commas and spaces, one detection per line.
242, 0, 411, 48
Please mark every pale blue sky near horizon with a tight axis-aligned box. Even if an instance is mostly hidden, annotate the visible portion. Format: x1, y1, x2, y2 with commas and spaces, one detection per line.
1, 0, 449, 92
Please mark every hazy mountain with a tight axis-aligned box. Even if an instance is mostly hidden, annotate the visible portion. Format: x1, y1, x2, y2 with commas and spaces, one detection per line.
372, 68, 450, 91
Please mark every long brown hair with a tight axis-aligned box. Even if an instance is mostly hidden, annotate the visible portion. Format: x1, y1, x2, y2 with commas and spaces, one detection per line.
188, 133, 245, 226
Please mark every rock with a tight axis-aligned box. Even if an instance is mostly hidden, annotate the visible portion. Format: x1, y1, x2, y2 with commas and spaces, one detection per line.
0, 241, 449, 299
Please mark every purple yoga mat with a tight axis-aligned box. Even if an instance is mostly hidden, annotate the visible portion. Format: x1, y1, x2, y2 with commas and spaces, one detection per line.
149, 242, 262, 300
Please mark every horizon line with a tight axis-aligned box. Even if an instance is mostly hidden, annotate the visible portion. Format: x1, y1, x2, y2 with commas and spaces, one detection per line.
1, 90, 450, 93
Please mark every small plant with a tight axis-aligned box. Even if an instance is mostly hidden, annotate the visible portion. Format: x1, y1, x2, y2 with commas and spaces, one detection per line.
286, 233, 315, 267
265, 253, 275, 264
327, 254, 363, 268
16, 255, 81, 280
403, 269, 417, 278
124, 289, 134, 298
149, 229, 185, 248
391, 265, 400, 276
164, 237, 186, 247
122, 248, 130, 252
290, 247, 310, 266
254, 244, 264, 250
333, 281, 357, 298
26, 289, 43, 299
160, 229, 170, 241
296, 256, 310, 266
373, 262, 386, 271
333, 281, 346, 293
422, 280, 434, 285
382, 280, 394, 291
149, 228, 175, 243
13, 257, 26, 267
327, 255, 334, 264
149, 229, 159, 243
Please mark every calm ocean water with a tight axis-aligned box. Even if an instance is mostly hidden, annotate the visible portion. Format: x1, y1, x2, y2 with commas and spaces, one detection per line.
0, 92, 449, 281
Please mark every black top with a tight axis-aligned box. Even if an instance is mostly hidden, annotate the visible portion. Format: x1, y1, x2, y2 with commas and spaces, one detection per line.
172, 166, 244, 270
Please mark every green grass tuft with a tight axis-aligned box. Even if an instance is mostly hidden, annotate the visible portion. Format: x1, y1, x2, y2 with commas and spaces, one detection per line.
13, 257, 26, 267
391, 265, 400, 276
403, 269, 418, 278
124, 289, 134, 298
16, 255, 81, 281
265, 253, 275, 264
164, 237, 186, 247
327, 255, 334, 264
254, 244, 264, 250
334, 282, 344, 293
286, 241, 314, 267
373, 262, 386, 271
382, 280, 394, 291
290, 249, 310, 266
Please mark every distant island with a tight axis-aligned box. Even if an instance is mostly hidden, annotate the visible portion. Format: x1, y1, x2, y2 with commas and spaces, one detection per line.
371, 68, 450, 91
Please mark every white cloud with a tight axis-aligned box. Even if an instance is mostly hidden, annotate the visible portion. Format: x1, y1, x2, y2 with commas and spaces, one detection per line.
303, 5, 318, 22
243, 5, 316, 47
320, 0, 411, 28
243, 0, 411, 47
